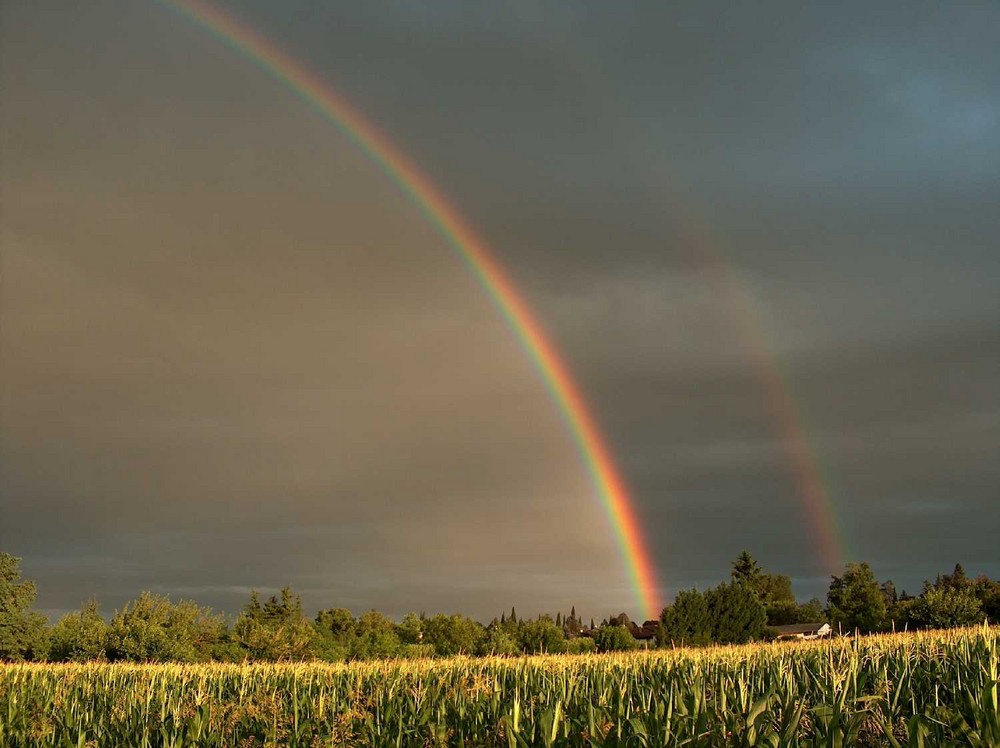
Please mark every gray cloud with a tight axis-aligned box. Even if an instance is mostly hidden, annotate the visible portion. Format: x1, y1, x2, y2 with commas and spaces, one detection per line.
2, 0, 998, 619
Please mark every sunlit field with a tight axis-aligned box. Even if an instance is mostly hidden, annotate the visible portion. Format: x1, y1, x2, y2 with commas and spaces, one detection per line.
0, 626, 995, 747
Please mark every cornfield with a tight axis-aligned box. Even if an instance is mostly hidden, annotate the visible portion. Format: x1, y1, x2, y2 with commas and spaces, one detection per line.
1, 626, 996, 747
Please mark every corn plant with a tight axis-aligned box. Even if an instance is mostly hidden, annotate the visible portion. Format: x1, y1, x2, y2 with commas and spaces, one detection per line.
0, 625, 995, 746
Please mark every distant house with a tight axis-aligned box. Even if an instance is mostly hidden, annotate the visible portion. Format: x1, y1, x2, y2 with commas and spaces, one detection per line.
772, 623, 832, 641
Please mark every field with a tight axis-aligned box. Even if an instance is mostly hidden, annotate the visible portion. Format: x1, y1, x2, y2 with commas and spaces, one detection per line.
1, 627, 996, 747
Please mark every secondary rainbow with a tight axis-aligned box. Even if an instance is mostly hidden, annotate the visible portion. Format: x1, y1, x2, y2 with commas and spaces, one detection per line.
159, 0, 660, 620
538, 42, 847, 577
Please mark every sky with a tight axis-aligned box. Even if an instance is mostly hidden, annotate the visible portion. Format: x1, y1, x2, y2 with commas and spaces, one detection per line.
1, 0, 998, 623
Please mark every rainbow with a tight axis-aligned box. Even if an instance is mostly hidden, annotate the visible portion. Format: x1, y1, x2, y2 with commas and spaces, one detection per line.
533, 37, 848, 578
158, 0, 661, 620
702, 257, 845, 576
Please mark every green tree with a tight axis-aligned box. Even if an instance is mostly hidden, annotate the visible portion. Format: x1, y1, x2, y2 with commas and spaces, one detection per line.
827, 562, 889, 634
106, 592, 224, 662
422, 614, 483, 656
933, 564, 971, 593
971, 575, 1000, 624
231, 587, 317, 661
758, 574, 795, 607
797, 597, 826, 623
315, 607, 355, 638
763, 600, 800, 626
49, 600, 109, 662
908, 586, 982, 629
707, 582, 768, 644
660, 588, 713, 646
518, 616, 566, 654
731, 551, 763, 587
395, 612, 424, 645
351, 610, 401, 659
0, 553, 48, 661
312, 607, 357, 662
481, 624, 520, 655
593, 625, 637, 652
766, 596, 827, 626
731, 551, 795, 615
982, 590, 1000, 624
565, 636, 596, 654
563, 605, 581, 637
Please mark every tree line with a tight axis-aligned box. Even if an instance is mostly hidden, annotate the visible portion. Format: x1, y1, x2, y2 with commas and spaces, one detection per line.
1, 551, 997, 662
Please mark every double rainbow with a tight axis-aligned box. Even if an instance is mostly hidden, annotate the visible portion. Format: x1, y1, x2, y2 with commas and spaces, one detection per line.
160, 0, 661, 620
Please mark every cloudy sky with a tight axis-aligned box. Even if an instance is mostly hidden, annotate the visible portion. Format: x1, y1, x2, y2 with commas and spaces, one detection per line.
2, 0, 998, 622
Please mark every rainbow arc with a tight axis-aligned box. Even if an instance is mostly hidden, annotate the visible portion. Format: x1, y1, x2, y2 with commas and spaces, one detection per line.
161, 0, 661, 620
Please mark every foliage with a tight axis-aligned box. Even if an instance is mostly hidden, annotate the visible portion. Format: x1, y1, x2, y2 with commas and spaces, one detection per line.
561, 606, 583, 638
564, 636, 596, 654
395, 612, 424, 645
978, 578, 1000, 624
907, 585, 983, 629
481, 625, 520, 656
730, 550, 762, 586
517, 616, 567, 654
421, 614, 483, 656
731, 551, 795, 610
592, 625, 637, 652
660, 588, 713, 646
106, 592, 225, 663
827, 562, 889, 634
48, 600, 109, 662
766, 597, 826, 626
350, 610, 401, 660
230, 588, 317, 661
1, 627, 997, 746
0, 554, 48, 662
706, 581, 768, 644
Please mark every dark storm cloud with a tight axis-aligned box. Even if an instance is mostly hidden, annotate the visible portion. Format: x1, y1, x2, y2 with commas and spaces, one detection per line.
2, 0, 998, 619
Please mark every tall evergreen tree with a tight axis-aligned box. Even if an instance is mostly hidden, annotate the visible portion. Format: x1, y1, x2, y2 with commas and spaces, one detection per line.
660, 589, 713, 646
707, 582, 767, 644
731, 551, 763, 587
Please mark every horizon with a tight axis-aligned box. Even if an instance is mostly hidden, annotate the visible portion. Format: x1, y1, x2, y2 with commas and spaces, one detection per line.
24, 552, 986, 626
